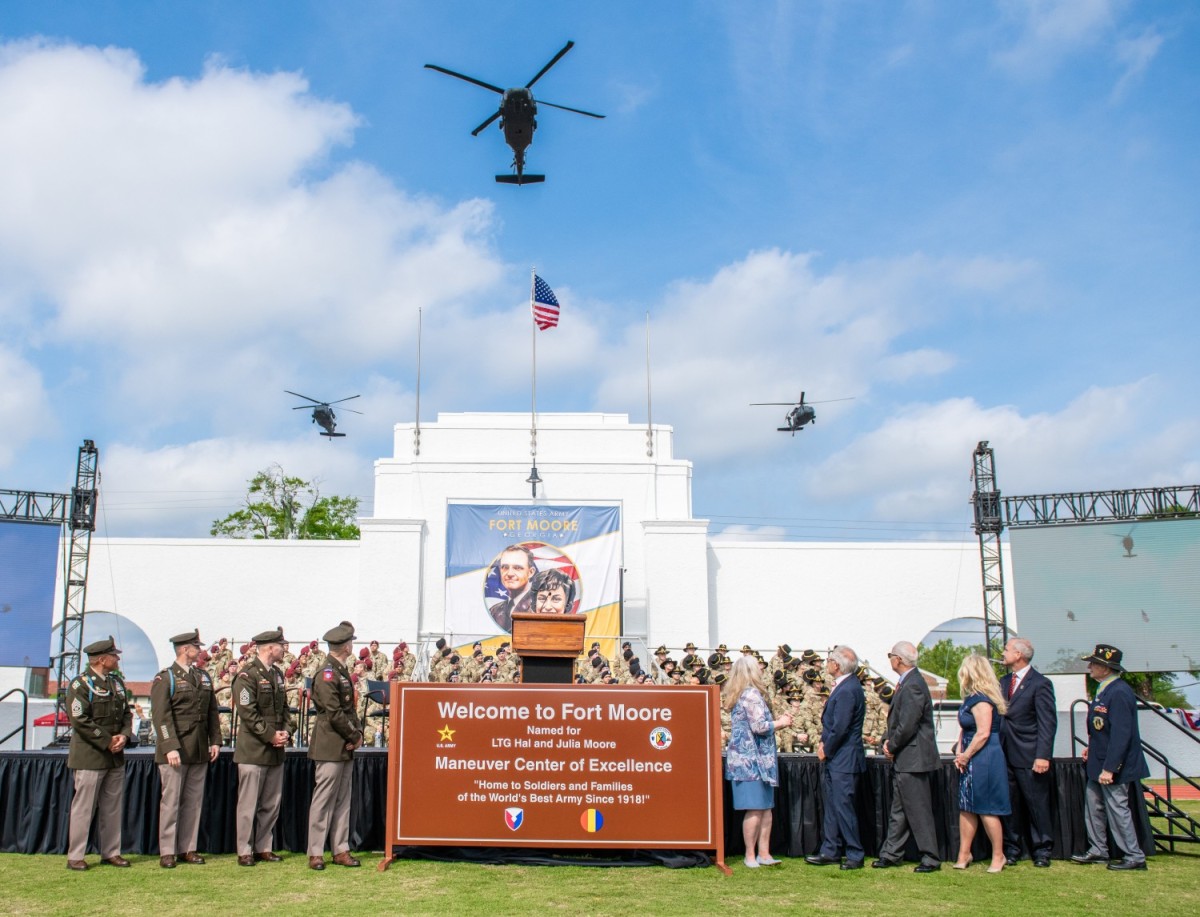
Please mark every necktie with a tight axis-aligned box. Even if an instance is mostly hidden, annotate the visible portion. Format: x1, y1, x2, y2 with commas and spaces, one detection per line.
1008, 674, 1017, 699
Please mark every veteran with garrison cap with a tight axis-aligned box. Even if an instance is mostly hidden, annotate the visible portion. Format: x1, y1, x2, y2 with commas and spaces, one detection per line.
65, 635, 134, 871
233, 627, 296, 866
151, 629, 221, 868
307, 621, 364, 870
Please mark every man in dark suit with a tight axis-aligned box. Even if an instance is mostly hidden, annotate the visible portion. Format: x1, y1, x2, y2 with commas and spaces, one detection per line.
806, 645, 866, 869
999, 636, 1057, 867
1072, 643, 1150, 871
874, 641, 941, 872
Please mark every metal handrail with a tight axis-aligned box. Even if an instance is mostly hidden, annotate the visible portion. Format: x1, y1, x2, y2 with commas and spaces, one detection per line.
1137, 699, 1200, 746
0, 688, 30, 750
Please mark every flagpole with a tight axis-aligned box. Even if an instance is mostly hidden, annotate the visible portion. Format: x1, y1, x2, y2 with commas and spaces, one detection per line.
645, 311, 653, 458
413, 307, 422, 456
527, 268, 541, 497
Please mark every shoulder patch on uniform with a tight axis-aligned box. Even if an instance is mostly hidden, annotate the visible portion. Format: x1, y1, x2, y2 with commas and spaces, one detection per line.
153, 674, 162, 683
239, 688, 251, 706
71, 678, 81, 689
323, 670, 334, 681
71, 699, 82, 717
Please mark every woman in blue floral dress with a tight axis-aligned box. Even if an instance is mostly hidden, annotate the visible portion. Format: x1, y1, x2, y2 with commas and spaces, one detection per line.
724, 655, 793, 869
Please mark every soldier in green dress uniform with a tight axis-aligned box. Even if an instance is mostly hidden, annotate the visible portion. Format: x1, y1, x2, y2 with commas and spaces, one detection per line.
65, 635, 134, 871
233, 627, 295, 866
150, 629, 221, 868
306, 621, 363, 870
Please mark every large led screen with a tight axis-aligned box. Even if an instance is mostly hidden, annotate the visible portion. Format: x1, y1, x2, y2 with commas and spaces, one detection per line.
1009, 518, 1200, 674
0, 520, 61, 667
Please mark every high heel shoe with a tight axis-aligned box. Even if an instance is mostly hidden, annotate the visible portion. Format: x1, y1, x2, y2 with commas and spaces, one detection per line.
953, 857, 973, 869
986, 861, 1005, 873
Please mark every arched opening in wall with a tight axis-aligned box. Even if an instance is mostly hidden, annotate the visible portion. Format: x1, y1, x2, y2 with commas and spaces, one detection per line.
53, 611, 160, 682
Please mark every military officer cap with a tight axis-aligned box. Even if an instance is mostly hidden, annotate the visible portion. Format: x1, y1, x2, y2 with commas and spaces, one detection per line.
358, 647, 371, 659
716, 643, 728, 653
713, 672, 728, 686
654, 645, 668, 656
1081, 643, 1124, 671
435, 637, 447, 651
474, 648, 484, 658
681, 653, 696, 668
591, 641, 601, 649
802, 668, 820, 684
707, 652, 722, 666
801, 649, 821, 664
773, 669, 787, 685
684, 641, 697, 652
499, 641, 511, 649
623, 648, 634, 661
84, 635, 122, 656
876, 683, 895, 702
785, 656, 802, 670
741, 644, 753, 653
591, 656, 604, 669
815, 683, 830, 697
622, 641, 632, 649
253, 626, 286, 645
779, 643, 791, 655
787, 688, 804, 702
169, 629, 202, 647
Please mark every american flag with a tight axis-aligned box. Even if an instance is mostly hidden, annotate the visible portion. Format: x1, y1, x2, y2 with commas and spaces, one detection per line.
531, 275, 560, 330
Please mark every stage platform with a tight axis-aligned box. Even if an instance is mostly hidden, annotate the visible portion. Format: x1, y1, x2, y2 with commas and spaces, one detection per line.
0, 749, 1151, 860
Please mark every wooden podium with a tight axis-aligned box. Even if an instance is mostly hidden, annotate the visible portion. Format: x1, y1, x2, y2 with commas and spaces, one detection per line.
510, 611, 585, 684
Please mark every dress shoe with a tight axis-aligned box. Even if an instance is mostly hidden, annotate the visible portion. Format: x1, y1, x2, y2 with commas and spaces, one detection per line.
805, 854, 840, 865
913, 863, 940, 873
237, 854, 255, 867
871, 858, 902, 869
840, 859, 864, 870
255, 851, 282, 863
66, 859, 89, 872
1070, 853, 1108, 864
1107, 859, 1147, 871
308, 856, 326, 871
1005, 856, 1019, 867
1033, 857, 1051, 868
101, 856, 131, 867
331, 852, 361, 867
180, 851, 205, 864
159, 855, 176, 869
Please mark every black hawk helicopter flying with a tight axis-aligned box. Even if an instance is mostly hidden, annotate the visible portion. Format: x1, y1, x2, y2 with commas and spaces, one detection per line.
286, 391, 362, 438
751, 392, 854, 435
424, 40, 604, 185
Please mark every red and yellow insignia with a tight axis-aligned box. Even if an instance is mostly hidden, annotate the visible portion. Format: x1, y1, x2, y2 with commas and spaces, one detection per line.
323, 670, 334, 681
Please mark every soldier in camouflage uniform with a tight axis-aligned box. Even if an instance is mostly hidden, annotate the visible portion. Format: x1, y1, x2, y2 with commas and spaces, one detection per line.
233, 627, 296, 865
150, 629, 221, 868
65, 636, 133, 871
307, 621, 363, 870
861, 670, 887, 754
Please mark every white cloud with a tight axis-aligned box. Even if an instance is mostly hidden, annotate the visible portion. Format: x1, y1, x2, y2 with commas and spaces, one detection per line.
805, 378, 1200, 525
993, 0, 1120, 75
1111, 27, 1163, 100
100, 437, 373, 536
592, 248, 1037, 463
0, 40, 506, 434
0, 345, 53, 467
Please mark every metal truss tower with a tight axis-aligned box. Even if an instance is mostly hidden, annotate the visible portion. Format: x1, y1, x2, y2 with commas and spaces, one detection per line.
53, 440, 99, 739
971, 441, 1008, 659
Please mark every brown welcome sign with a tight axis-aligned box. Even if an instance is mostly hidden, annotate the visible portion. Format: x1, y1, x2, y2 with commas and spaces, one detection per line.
380, 683, 727, 871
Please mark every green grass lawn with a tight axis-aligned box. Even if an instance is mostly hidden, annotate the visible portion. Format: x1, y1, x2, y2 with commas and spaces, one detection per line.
3, 849, 1198, 917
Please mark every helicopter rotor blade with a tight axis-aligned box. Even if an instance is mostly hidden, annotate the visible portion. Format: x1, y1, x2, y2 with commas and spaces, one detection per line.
807, 397, 856, 405
423, 64, 505, 95
750, 403, 796, 406
338, 408, 365, 416
537, 99, 605, 119
471, 111, 502, 136
326, 395, 361, 406
525, 40, 575, 89
285, 390, 324, 405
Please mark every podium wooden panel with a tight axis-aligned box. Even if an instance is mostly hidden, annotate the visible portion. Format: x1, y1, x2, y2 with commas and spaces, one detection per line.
511, 612, 586, 658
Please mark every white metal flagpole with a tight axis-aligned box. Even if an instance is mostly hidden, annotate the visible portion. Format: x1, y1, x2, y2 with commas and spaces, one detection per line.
413, 307, 422, 456
528, 268, 541, 496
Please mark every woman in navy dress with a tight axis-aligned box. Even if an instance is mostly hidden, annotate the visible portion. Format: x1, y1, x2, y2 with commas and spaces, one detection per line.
953, 654, 1012, 872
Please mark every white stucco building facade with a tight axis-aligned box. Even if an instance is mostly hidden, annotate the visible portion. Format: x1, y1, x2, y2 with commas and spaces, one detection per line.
45, 412, 1002, 680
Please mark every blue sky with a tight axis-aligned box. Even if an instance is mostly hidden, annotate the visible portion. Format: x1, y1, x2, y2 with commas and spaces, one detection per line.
1, 1, 1197, 544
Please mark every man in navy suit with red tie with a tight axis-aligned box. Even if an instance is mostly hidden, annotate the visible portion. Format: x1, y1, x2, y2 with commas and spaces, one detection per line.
999, 637, 1057, 867
806, 645, 866, 869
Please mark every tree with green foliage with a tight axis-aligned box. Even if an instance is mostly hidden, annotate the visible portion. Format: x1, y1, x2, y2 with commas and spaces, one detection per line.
916, 639, 989, 699
210, 464, 360, 540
